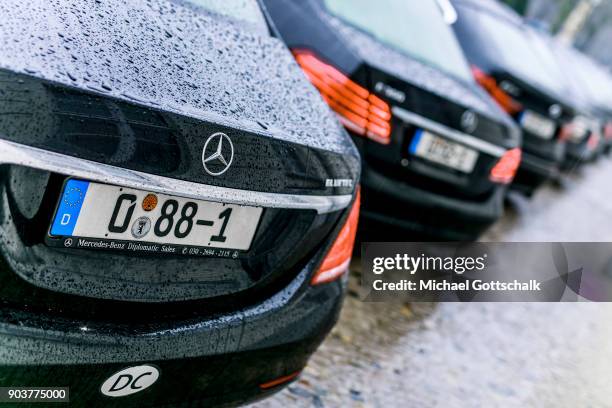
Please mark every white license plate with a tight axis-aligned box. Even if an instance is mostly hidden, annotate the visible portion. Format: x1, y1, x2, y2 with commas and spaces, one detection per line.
409, 129, 479, 173
520, 110, 556, 139
49, 180, 263, 252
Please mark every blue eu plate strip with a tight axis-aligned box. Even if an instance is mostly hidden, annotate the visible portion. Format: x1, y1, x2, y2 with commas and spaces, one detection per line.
50, 179, 90, 236
409, 129, 424, 154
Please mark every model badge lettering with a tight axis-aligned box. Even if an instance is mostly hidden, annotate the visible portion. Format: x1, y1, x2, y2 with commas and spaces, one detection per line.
325, 179, 354, 188
499, 80, 520, 97
374, 82, 406, 103
100, 365, 160, 397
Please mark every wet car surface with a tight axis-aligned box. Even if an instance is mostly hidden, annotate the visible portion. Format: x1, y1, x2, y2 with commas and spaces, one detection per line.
262, 0, 520, 241
2, 1, 612, 407
0, 0, 360, 405
253, 157, 612, 408
452, 0, 575, 195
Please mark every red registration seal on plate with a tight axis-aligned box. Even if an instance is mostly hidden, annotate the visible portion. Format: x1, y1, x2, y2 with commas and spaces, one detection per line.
142, 194, 158, 212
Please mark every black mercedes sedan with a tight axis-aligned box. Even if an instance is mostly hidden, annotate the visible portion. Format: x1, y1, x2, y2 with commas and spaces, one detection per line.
451, 0, 576, 195
576, 59, 612, 156
546, 39, 605, 167
261, 0, 521, 240
553, 43, 612, 158
0, 0, 360, 406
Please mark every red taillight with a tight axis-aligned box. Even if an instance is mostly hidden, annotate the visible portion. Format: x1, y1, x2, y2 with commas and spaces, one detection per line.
471, 66, 523, 115
490, 148, 522, 184
587, 131, 600, 150
311, 188, 360, 285
558, 122, 574, 142
605, 123, 612, 140
293, 50, 392, 144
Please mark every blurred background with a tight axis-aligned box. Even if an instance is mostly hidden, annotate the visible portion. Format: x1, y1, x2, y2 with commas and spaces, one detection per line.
251, 1, 612, 406
503, 0, 612, 69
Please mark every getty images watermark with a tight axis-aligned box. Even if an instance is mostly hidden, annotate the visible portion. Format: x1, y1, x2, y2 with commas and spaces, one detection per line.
361, 243, 611, 302
371, 252, 540, 292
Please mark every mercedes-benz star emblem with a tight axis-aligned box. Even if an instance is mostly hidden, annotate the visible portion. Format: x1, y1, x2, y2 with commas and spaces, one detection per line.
461, 110, 478, 134
202, 132, 234, 176
549, 104, 562, 118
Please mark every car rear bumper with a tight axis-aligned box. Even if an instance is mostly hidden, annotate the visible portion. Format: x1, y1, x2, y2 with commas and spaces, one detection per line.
0, 264, 345, 406
563, 140, 595, 167
0, 341, 317, 407
513, 150, 560, 193
519, 151, 560, 177
516, 132, 564, 183
359, 166, 505, 241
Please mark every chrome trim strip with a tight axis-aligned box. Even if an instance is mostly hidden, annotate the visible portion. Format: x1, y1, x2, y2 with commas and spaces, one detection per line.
392, 106, 506, 157
0, 139, 351, 214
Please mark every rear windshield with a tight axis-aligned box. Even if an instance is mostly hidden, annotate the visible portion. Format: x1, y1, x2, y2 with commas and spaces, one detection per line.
576, 59, 612, 107
322, 0, 474, 83
473, 10, 563, 96
183, 0, 268, 33
523, 29, 570, 95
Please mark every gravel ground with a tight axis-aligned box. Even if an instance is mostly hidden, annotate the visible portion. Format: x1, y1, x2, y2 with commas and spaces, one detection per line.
252, 156, 612, 408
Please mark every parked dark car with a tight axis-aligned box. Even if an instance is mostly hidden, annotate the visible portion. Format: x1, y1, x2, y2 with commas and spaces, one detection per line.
0, 0, 360, 406
555, 46, 612, 158
451, 0, 576, 195
261, 0, 521, 241
531, 30, 603, 167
